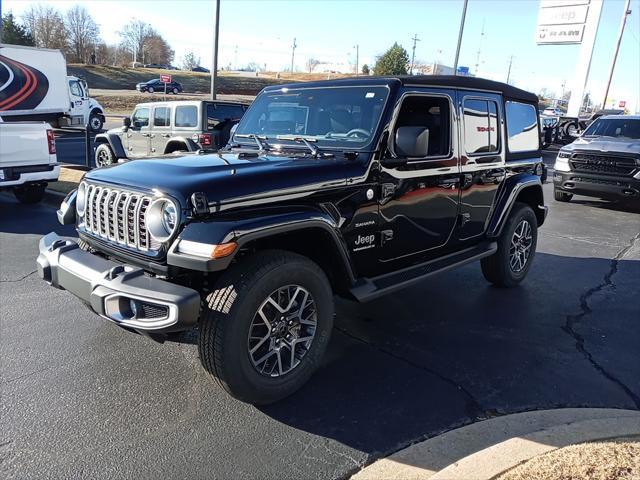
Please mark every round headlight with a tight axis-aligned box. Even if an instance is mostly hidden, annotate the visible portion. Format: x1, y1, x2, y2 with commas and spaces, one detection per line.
76, 182, 87, 216
146, 198, 179, 242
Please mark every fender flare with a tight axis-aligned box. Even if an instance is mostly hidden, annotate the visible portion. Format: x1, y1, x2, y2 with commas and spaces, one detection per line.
167, 210, 356, 282
486, 173, 545, 237
94, 133, 127, 159
163, 136, 199, 153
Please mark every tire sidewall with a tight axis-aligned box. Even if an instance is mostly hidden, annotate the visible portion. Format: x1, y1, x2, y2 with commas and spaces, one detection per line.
217, 258, 333, 402
499, 204, 538, 284
89, 113, 103, 132
95, 144, 114, 167
172, 87, 179, 94
148, 86, 154, 93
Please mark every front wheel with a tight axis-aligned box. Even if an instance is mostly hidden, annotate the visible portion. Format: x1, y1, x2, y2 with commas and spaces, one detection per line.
147, 86, 155, 93
481, 202, 538, 287
198, 250, 334, 405
13, 183, 46, 204
95, 143, 115, 167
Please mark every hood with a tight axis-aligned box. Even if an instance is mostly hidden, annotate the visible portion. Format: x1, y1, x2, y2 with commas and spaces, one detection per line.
563, 136, 640, 155
84, 151, 368, 209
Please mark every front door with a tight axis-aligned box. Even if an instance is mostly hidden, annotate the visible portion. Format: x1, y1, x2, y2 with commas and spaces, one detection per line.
378, 89, 460, 266
457, 92, 506, 240
127, 106, 151, 157
68, 79, 88, 125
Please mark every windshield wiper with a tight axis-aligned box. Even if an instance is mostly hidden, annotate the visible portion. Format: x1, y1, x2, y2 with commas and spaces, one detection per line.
276, 135, 334, 158
234, 134, 270, 153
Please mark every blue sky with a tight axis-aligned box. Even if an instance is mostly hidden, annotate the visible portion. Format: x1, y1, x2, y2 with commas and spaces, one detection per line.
4, 0, 640, 110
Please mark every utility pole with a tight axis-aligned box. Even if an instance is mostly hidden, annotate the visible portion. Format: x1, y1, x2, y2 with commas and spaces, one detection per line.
211, 0, 220, 100
474, 18, 485, 75
453, 0, 468, 75
506, 55, 514, 84
290, 38, 297, 73
409, 34, 420, 75
353, 44, 359, 76
602, 0, 631, 109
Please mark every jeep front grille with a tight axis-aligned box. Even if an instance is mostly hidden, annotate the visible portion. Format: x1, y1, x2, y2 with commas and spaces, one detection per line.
570, 153, 637, 177
83, 184, 160, 252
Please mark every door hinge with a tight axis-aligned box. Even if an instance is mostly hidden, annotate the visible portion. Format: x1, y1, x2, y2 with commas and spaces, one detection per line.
381, 229, 394, 245
381, 183, 395, 199
459, 213, 471, 227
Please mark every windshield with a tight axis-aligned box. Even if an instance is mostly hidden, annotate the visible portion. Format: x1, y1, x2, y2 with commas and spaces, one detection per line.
582, 117, 640, 139
234, 86, 389, 150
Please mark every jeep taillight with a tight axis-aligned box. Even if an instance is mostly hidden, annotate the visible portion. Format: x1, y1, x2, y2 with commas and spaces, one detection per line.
198, 133, 212, 147
46, 129, 56, 154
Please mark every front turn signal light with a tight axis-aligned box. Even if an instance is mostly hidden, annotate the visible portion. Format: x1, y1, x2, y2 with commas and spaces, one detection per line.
212, 242, 237, 259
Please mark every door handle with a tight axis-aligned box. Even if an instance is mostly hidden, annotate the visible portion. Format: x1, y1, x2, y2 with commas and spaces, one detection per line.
149, 134, 155, 138
142, 133, 150, 137
161, 134, 171, 138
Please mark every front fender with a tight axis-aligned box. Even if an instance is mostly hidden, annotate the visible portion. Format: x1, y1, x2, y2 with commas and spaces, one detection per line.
94, 132, 127, 159
167, 210, 354, 279
486, 173, 545, 237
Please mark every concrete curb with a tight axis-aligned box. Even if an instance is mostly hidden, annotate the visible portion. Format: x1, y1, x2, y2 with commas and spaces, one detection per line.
352, 408, 640, 480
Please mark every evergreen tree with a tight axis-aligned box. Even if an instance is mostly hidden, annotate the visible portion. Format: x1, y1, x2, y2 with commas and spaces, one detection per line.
2, 13, 35, 46
373, 43, 409, 75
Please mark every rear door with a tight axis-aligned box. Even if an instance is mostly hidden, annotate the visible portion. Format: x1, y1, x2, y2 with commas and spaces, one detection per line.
151, 105, 171, 154
127, 106, 151, 157
457, 92, 505, 240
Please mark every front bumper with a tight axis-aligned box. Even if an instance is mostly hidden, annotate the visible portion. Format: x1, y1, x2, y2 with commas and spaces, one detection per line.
553, 171, 640, 200
37, 232, 201, 332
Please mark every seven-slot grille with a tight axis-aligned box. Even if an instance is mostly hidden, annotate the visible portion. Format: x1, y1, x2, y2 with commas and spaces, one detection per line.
569, 153, 637, 177
83, 184, 159, 252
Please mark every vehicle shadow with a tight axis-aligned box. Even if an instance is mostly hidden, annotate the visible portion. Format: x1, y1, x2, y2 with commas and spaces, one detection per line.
255, 252, 640, 462
568, 197, 640, 214
0, 195, 76, 237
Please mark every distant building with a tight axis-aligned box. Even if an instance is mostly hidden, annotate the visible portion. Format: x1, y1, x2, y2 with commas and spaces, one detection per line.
413, 63, 456, 76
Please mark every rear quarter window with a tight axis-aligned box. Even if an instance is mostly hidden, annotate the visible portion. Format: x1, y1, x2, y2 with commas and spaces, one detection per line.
505, 101, 539, 153
175, 105, 198, 128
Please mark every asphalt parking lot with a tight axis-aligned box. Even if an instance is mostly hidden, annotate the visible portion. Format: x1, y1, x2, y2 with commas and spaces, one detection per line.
1, 177, 638, 479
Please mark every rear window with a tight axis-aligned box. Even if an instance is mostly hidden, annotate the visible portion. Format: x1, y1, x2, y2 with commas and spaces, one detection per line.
207, 104, 245, 129
505, 101, 539, 153
175, 105, 198, 128
153, 107, 170, 127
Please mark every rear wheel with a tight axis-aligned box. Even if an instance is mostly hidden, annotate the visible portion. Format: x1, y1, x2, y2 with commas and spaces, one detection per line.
172, 87, 179, 94
88, 112, 103, 132
13, 183, 46, 204
554, 188, 573, 202
198, 250, 334, 405
95, 143, 115, 167
481, 202, 537, 287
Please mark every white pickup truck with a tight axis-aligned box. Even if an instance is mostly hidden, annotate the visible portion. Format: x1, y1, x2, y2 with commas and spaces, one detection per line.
0, 119, 59, 203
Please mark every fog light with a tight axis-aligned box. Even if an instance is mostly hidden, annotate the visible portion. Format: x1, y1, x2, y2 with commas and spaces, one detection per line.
129, 299, 139, 318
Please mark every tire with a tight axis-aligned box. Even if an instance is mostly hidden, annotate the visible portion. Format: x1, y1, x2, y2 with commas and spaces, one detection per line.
95, 143, 115, 168
198, 250, 334, 405
481, 202, 537, 287
88, 112, 104, 132
148, 86, 155, 93
13, 183, 46, 204
554, 188, 573, 202
172, 87, 179, 94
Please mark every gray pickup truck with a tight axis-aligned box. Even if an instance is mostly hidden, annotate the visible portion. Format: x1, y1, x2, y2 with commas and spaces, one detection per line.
553, 115, 640, 203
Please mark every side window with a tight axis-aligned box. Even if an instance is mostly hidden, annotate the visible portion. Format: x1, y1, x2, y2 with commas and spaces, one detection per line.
175, 105, 198, 128
463, 99, 500, 155
153, 107, 170, 127
505, 101, 540, 152
132, 107, 150, 127
207, 104, 245, 129
393, 95, 451, 158
69, 80, 83, 97
505, 101, 539, 153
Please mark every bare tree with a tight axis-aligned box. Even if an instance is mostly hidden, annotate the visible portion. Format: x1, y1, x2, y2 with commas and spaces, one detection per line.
182, 52, 200, 70
119, 19, 152, 63
65, 5, 99, 63
306, 58, 320, 73
23, 5, 68, 51
143, 32, 174, 65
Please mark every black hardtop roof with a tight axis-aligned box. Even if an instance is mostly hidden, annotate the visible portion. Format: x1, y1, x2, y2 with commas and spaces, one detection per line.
264, 75, 538, 104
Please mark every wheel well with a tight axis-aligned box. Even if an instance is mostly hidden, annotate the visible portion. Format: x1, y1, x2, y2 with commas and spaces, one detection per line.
90, 108, 103, 117
515, 185, 545, 226
164, 141, 189, 154
239, 228, 353, 294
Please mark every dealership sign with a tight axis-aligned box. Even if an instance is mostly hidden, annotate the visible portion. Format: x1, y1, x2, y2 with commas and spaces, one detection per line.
536, 0, 592, 44
160, 74, 172, 83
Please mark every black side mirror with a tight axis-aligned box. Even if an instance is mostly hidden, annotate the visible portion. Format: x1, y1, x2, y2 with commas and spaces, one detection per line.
122, 117, 131, 130
132, 120, 142, 129
394, 126, 430, 158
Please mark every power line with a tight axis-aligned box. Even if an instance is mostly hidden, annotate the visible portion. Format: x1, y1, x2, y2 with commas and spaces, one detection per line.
409, 34, 420, 75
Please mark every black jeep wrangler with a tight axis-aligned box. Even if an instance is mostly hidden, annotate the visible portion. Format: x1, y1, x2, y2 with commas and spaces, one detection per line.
93, 100, 249, 167
39, 76, 547, 404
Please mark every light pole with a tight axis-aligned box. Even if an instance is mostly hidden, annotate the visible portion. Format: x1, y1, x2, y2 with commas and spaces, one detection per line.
453, 0, 468, 75
354, 44, 359, 76
410, 34, 420, 75
506, 55, 514, 84
602, 0, 632, 109
211, 0, 220, 100
290, 38, 297, 73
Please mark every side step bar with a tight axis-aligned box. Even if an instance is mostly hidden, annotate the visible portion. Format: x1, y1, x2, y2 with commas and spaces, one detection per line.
350, 241, 497, 302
